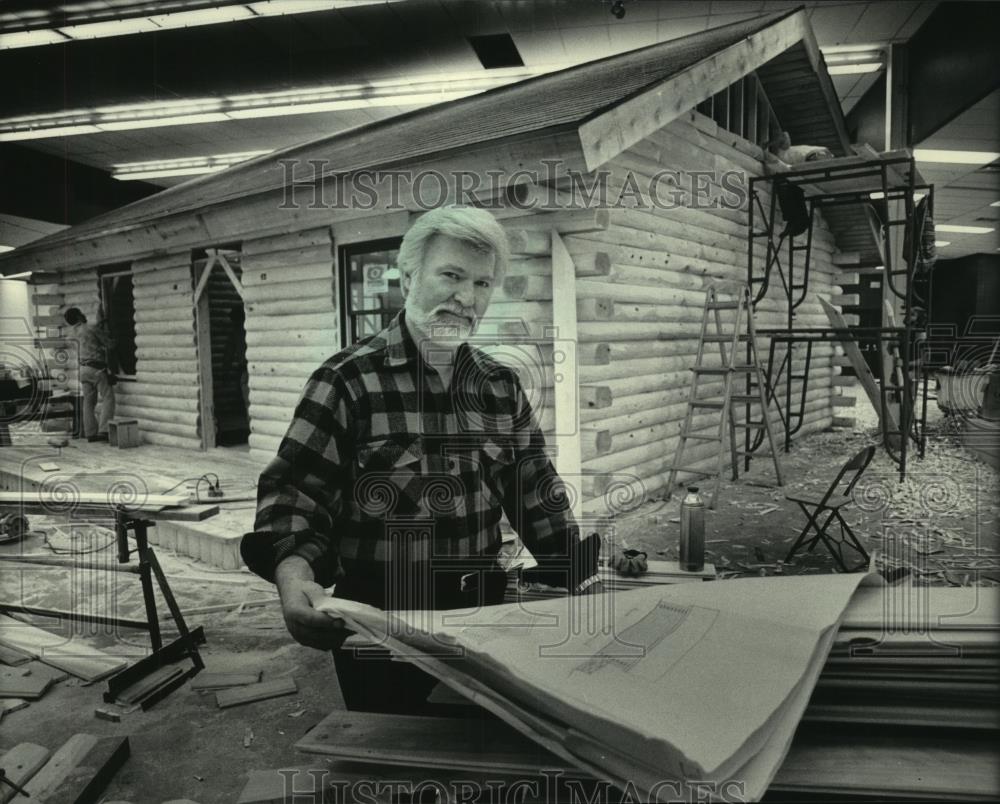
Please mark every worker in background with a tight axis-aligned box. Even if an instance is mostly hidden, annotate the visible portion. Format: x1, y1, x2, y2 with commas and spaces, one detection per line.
64, 306, 115, 442
241, 205, 601, 713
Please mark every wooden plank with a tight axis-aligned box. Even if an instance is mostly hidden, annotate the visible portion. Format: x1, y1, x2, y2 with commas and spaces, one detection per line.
772, 732, 1000, 799
0, 664, 59, 699
551, 232, 581, 519
0, 615, 128, 683
43, 736, 130, 804
818, 297, 899, 437
0, 644, 31, 666
115, 664, 185, 706
152, 504, 220, 522
579, 10, 809, 170
0, 698, 29, 721
22, 734, 99, 800
0, 743, 51, 804
0, 491, 185, 512
296, 710, 554, 774
216, 677, 297, 709
190, 670, 263, 691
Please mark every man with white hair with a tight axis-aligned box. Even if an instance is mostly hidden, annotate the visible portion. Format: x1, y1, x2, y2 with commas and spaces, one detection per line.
242, 205, 600, 712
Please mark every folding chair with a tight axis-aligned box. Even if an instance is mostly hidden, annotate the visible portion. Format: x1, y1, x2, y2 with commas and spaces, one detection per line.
784, 445, 876, 572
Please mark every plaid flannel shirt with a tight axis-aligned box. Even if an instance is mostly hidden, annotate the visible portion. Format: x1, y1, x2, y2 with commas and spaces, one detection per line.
241, 310, 599, 592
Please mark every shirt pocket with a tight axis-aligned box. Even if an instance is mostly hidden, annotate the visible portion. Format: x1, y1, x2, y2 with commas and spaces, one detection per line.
353, 435, 425, 517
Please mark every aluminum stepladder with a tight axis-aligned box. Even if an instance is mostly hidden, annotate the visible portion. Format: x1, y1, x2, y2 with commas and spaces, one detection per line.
666, 284, 784, 508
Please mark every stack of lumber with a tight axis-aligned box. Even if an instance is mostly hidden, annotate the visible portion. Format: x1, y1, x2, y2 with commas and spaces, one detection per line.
805, 586, 999, 730
769, 586, 1000, 801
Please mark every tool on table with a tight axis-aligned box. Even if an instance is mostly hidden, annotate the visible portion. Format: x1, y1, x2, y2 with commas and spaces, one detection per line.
0, 766, 30, 798
612, 549, 649, 578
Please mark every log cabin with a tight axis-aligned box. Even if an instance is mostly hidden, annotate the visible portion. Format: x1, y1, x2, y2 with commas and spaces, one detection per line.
0, 8, 868, 521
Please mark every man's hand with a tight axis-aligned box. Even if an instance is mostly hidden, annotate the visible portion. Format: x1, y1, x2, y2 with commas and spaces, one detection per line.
275, 556, 351, 651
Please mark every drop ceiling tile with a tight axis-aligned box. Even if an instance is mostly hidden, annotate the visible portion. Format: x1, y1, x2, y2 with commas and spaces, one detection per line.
658, 16, 710, 41
511, 29, 568, 65
808, 2, 867, 45
854, 0, 921, 40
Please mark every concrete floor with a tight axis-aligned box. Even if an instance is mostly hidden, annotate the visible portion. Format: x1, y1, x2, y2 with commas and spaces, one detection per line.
2, 388, 998, 802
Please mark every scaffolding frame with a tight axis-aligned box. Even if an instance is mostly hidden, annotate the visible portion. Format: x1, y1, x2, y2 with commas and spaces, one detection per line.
746, 152, 934, 481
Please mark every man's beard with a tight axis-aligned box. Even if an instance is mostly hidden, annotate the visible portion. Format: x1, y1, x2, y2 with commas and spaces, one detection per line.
409, 306, 475, 343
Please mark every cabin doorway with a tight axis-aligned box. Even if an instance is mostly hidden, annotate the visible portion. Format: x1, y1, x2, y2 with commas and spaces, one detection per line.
192, 247, 249, 449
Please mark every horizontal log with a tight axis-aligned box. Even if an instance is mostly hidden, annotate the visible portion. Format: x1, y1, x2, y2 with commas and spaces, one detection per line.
504, 257, 551, 278
503, 274, 550, 301
132, 263, 191, 284
506, 229, 549, 256
243, 312, 338, 333
135, 321, 195, 337
248, 361, 322, 378
248, 432, 282, 454
136, 305, 196, 324
134, 359, 197, 375
131, 253, 192, 274
115, 392, 199, 413
134, 333, 195, 348
580, 385, 612, 409
245, 329, 338, 348
240, 247, 334, 275
245, 297, 336, 317
241, 227, 332, 257
251, 417, 295, 438
578, 342, 610, 365
248, 389, 304, 410
580, 355, 706, 384
507, 206, 610, 234
576, 280, 707, 307
248, 374, 313, 392
140, 431, 203, 450
245, 345, 334, 363
248, 404, 295, 427
115, 404, 199, 426
241, 278, 335, 304
135, 418, 200, 439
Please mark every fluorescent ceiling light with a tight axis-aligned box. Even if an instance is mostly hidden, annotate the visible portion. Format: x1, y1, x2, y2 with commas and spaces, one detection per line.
914, 149, 1000, 165
0, 66, 562, 140
935, 241, 951, 247
0, 1, 397, 50
936, 224, 995, 234
821, 43, 884, 54
991, 200, 1000, 207
0, 123, 101, 141
827, 63, 883, 75
869, 191, 926, 201
0, 245, 15, 253
115, 166, 219, 181
112, 149, 272, 181
824, 51, 883, 64
99, 112, 230, 130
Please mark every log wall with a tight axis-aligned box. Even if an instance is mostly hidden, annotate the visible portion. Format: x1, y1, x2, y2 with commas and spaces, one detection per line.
567, 110, 857, 515
120, 253, 201, 449
240, 227, 338, 464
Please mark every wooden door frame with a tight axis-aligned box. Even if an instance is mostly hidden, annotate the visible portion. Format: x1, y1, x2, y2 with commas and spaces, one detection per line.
193, 249, 244, 450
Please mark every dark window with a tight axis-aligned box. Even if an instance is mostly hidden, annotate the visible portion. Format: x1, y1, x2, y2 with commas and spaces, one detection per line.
99, 267, 137, 377
339, 238, 403, 347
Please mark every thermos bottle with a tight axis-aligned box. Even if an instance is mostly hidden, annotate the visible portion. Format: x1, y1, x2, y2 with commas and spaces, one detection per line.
679, 486, 705, 572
